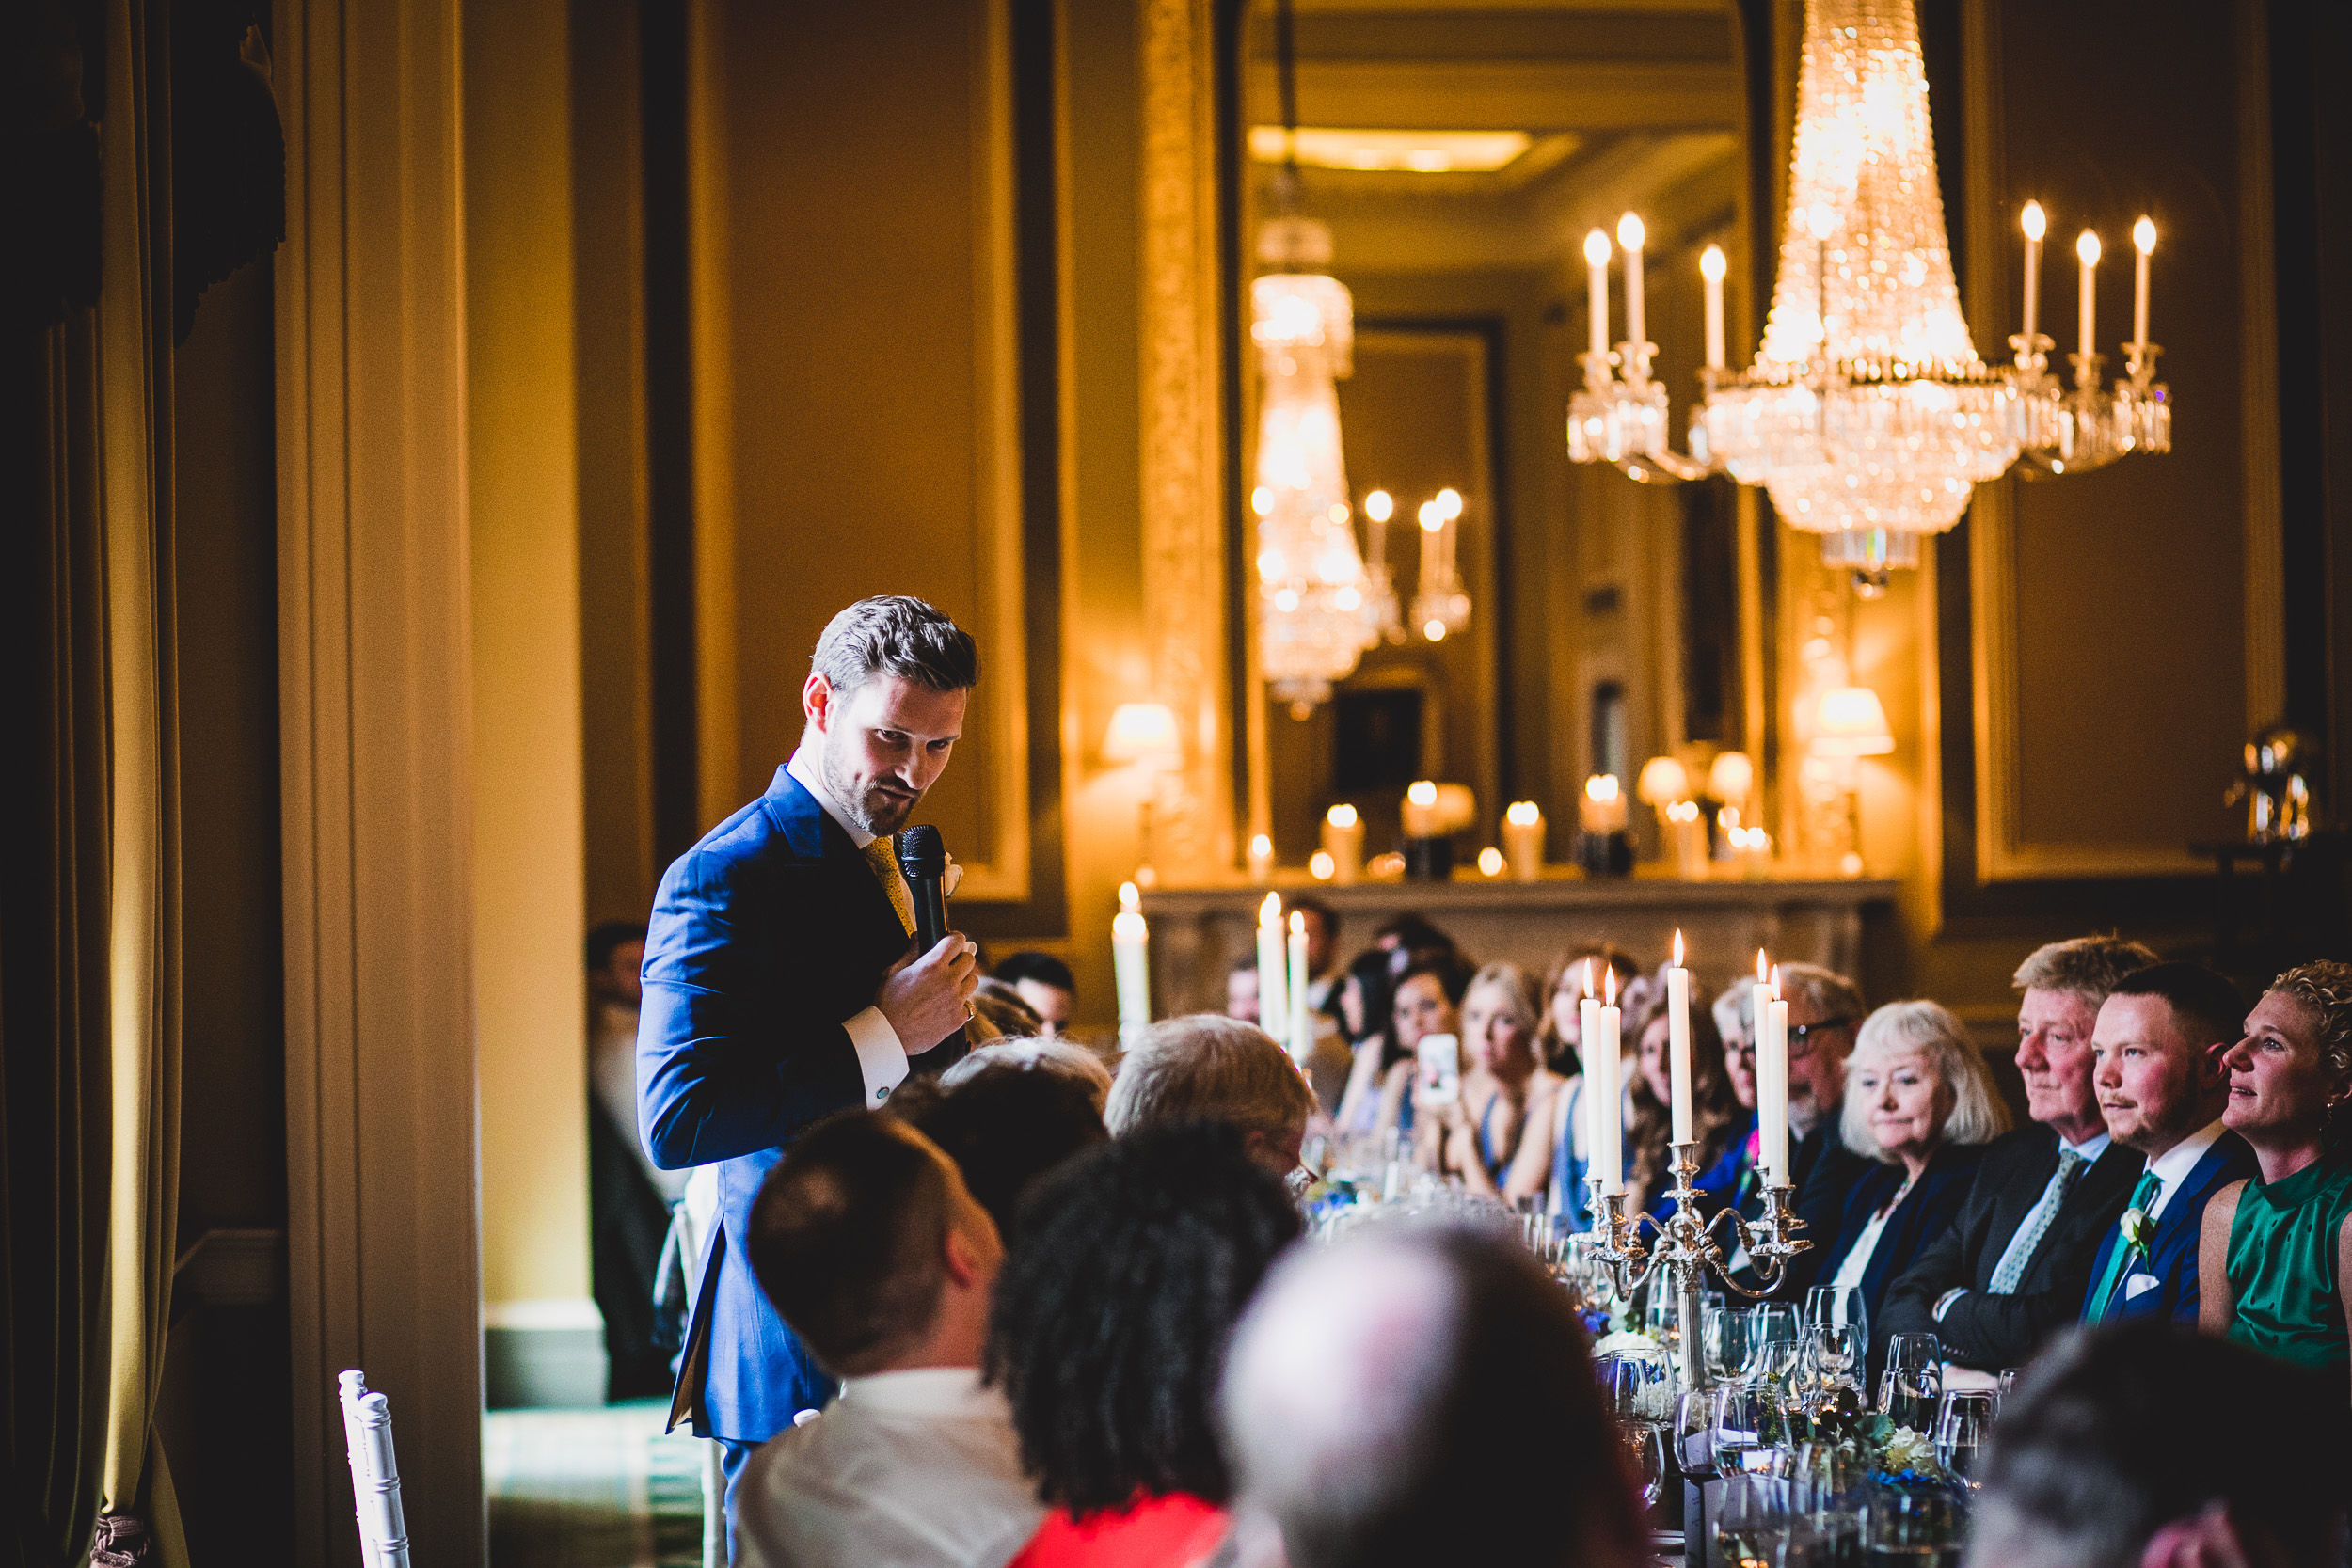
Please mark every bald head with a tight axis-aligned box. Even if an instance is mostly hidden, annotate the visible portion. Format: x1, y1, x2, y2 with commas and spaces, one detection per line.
1220, 1227, 1645, 1568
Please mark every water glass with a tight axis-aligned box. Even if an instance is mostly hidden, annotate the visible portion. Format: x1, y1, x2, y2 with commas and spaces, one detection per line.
1704, 1300, 1757, 1386
1747, 1304, 1802, 1385
1864, 1485, 1959, 1565
1621, 1418, 1667, 1512
1878, 1334, 1943, 1432
1710, 1380, 1784, 1476
1603, 1345, 1676, 1427
1675, 1387, 1720, 1479
1715, 1474, 1793, 1568
1807, 1282, 1869, 1342
1933, 1388, 1996, 1488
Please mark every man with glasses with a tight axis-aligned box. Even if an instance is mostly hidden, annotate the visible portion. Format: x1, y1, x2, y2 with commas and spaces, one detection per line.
1878, 936, 2153, 1376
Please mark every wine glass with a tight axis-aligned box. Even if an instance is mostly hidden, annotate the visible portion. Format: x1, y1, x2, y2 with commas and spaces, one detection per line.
1703, 1300, 1756, 1386
1934, 1387, 1997, 1488
1621, 1418, 1667, 1513
1604, 1345, 1674, 1427
1801, 1322, 1868, 1416
1710, 1380, 1782, 1477
1714, 1473, 1793, 1568
1746, 1304, 1802, 1386
1878, 1334, 1943, 1432
1806, 1282, 1869, 1341
1675, 1387, 1719, 1481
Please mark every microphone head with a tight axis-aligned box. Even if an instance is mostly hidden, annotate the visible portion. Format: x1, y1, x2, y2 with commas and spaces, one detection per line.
896, 824, 946, 877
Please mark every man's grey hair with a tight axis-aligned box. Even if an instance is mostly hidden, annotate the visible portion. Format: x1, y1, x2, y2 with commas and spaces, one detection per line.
1712, 973, 1757, 1042
942, 1037, 1114, 1113
810, 595, 978, 696
1840, 1000, 2011, 1161
2011, 935, 2160, 1011
1104, 1014, 1317, 1146
1775, 963, 1864, 1026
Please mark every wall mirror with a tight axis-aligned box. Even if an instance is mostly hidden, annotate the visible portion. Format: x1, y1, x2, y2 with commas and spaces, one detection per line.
1225, 0, 1761, 867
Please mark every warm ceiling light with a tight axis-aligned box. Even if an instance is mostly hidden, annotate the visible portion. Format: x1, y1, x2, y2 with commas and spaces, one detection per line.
1248, 127, 1534, 174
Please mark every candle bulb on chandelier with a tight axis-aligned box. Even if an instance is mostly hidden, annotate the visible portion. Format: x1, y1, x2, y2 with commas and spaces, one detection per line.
1700, 245, 1726, 370
2076, 230, 2101, 364
2132, 217, 2156, 354
1583, 229, 1611, 362
2019, 201, 2045, 350
1617, 213, 1647, 373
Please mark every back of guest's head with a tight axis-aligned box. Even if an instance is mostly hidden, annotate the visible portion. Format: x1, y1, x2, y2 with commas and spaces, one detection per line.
941, 1037, 1114, 1111
1220, 1225, 1646, 1568
746, 1111, 970, 1376
1374, 913, 1454, 955
1395, 950, 1476, 1008
1104, 1014, 1317, 1154
2012, 934, 2162, 1010
993, 950, 1075, 994
891, 1061, 1106, 1241
2106, 961, 2243, 1049
1840, 1000, 2010, 1161
969, 976, 1044, 1039
987, 1123, 1301, 1513
1773, 962, 1865, 1024
1968, 1322, 2349, 1568
809, 594, 978, 694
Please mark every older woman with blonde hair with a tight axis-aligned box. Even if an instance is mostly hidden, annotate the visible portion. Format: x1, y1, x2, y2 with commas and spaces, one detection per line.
1811, 1001, 2011, 1338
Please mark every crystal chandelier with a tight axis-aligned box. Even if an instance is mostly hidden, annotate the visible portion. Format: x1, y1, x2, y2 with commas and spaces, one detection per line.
1567, 0, 2171, 588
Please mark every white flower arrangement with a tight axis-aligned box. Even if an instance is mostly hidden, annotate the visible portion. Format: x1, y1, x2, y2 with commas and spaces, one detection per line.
1882, 1426, 1937, 1471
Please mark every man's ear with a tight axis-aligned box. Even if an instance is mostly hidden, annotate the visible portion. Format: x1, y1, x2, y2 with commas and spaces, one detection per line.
942, 1220, 984, 1290
803, 672, 834, 734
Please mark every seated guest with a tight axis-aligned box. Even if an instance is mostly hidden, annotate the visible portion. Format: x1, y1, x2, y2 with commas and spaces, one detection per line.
942, 1037, 1114, 1113
1965, 1322, 2349, 1568
735, 1112, 1041, 1568
1535, 943, 1643, 1076
2081, 963, 2256, 1323
1425, 963, 1562, 1200
1515, 951, 1640, 1224
1810, 1003, 2008, 1347
1372, 911, 1457, 958
890, 1063, 1107, 1243
992, 952, 1075, 1037
1104, 1014, 1318, 1176
1712, 974, 1767, 1220
1328, 946, 1403, 1135
1225, 959, 1262, 1025
1879, 936, 2155, 1371
1625, 989, 1740, 1216
971, 976, 1046, 1041
2198, 960, 2352, 1386
1771, 964, 1875, 1298
1371, 952, 1477, 1150
1219, 1226, 1648, 1568
990, 1124, 1301, 1568
1290, 895, 1342, 1011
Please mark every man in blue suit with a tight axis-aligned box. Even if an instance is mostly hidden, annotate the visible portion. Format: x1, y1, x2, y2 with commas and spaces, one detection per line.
637, 595, 983, 1519
2082, 962, 2258, 1324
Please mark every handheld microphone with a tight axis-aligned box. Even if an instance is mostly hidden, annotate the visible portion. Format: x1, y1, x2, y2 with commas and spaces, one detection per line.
895, 825, 951, 953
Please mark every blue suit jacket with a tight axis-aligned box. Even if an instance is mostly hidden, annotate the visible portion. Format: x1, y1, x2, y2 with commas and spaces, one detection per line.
637, 767, 924, 1443
1813, 1142, 1986, 1358
2081, 1131, 2258, 1325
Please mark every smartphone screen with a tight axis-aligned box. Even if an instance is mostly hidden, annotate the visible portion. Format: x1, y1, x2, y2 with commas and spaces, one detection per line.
1418, 1033, 1461, 1106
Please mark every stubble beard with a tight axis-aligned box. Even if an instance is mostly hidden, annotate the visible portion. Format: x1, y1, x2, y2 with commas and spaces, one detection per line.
820, 732, 917, 837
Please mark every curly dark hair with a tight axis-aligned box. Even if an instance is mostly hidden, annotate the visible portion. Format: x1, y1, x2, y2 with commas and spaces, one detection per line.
984, 1122, 1302, 1513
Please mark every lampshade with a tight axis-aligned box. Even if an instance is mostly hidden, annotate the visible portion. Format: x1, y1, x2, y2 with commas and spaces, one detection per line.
1708, 750, 1756, 800
1810, 687, 1896, 755
1636, 755, 1692, 805
1104, 703, 1182, 768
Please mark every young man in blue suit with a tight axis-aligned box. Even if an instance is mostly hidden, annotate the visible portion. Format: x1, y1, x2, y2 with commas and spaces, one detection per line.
2082, 962, 2257, 1324
637, 596, 984, 1527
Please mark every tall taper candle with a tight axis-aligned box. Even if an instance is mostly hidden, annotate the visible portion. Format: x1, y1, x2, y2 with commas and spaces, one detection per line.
1759, 961, 1789, 1183
1583, 230, 1611, 360
2132, 216, 2155, 351
1700, 245, 1726, 370
1579, 960, 1602, 1191
2076, 230, 2101, 361
1112, 882, 1152, 1048
2020, 201, 2045, 349
1617, 213, 1647, 369
1256, 892, 1288, 1049
1287, 911, 1312, 1067
1597, 966, 1624, 1195
1667, 929, 1693, 1143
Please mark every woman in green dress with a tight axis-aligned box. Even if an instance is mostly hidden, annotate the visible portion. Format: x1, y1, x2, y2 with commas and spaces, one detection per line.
2198, 961, 2352, 1392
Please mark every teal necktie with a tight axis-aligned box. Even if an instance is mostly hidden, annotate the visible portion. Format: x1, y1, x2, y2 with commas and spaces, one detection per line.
2086, 1168, 2164, 1322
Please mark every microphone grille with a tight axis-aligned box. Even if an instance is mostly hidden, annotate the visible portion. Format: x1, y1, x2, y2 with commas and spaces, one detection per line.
897, 824, 946, 874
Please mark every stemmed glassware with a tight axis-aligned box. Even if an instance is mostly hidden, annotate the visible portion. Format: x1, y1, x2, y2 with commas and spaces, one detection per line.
1865, 1485, 1960, 1566
1709, 1380, 1783, 1477
1805, 1283, 1869, 1341
1797, 1322, 1868, 1417
1879, 1334, 1943, 1431
1746, 1304, 1802, 1387
1702, 1299, 1757, 1386
1675, 1387, 1720, 1483
1714, 1474, 1793, 1568
1933, 1388, 1997, 1489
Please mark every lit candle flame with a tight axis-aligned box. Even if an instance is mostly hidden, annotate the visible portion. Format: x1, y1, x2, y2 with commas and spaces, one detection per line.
1583, 229, 1612, 267
1603, 965, 1617, 1007
2021, 200, 2046, 242
1260, 891, 1282, 927
1672, 928, 1685, 968
1584, 774, 1620, 803
1327, 802, 1359, 828
2076, 230, 2102, 267
1616, 212, 1645, 251
1505, 800, 1541, 827
1771, 964, 1783, 995
1406, 780, 1438, 807
1756, 947, 1768, 985
2133, 216, 2156, 255
1583, 958, 1596, 1000
1120, 880, 1140, 912
1289, 910, 1305, 934
1700, 245, 1725, 282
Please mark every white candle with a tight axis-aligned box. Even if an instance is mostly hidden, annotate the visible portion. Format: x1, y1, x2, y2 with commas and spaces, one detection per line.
1758, 958, 1789, 1184
1112, 882, 1152, 1048
1580, 960, 1602, 1179
1583, 229, 1611, 360
1617, 213, 1647, 368
1248, 832, 1275, 883
1256, 892, 1288, 1049
1667, 929, 1692, 1144
1579, 774, 1628, 834
2132, 216, 2155, 350
1597, 967, 1624, 1195
1502, 800, 1544, 881
2076, 230, 2101, 361
1287, 911, 1312, 1067
2020, 201, 2045, 348
1402, 779, 1438, 840
1700, 245, 1726, 370
1321, 803, 1364, 885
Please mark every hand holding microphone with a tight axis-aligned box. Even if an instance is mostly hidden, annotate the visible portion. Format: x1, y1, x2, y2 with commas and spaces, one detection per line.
874, 825, 976, 1053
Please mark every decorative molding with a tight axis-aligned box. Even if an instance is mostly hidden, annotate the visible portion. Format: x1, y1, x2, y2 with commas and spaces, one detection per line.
2237, 0, 2284, 729
1136, 0, 1235, 879
690, 0, 739, 839
275, 0, 485, 1560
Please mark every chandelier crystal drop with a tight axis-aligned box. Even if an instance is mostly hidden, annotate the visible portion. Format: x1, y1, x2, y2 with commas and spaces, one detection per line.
1252, 218, 1374, 707
1565, 0, 2171, 587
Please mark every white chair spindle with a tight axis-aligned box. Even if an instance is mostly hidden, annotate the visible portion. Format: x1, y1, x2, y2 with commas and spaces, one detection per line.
339, 1370, 415, 1568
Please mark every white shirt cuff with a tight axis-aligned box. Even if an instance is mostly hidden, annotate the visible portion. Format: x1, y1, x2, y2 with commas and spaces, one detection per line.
1933, 1287, 1968, 1321
845, 1006, 910, 1105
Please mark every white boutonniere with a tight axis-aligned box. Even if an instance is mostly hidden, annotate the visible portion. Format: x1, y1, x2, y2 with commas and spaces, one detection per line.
942, 852, 963, 897
2119, 1207, 2151, 1255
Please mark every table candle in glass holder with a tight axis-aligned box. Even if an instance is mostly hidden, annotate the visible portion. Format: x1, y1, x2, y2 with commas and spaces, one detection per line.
1501, 800, 1545, 880
1320, 803, 1363, 884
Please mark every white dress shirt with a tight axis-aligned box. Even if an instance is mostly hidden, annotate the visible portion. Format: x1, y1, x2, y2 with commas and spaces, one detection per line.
785, 749, 911, 1108
2142, 1117, 2228, 1222
733, 1367, 1044, 1568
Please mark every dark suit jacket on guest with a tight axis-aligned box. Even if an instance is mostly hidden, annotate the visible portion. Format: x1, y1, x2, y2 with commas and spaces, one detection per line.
1811, 1142, 1986, 1337
1878, 1125, 2139, 1370
1775, 1120, 1876, 1299
638, 766, 957, 1445
2081, 1131, 2259, 1325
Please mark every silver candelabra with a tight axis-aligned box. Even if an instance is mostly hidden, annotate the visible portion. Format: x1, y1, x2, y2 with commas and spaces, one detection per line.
1586, 1142, 1810, 1401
